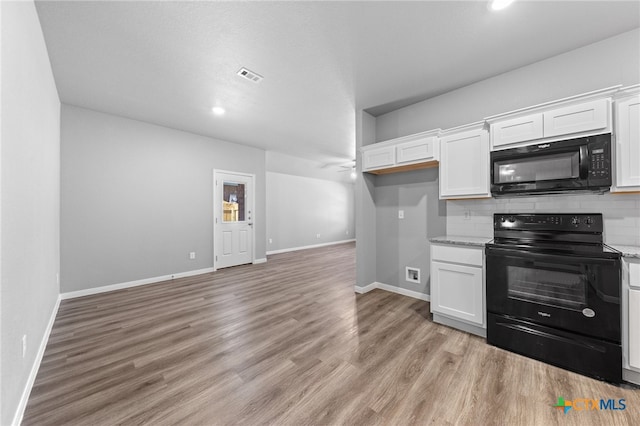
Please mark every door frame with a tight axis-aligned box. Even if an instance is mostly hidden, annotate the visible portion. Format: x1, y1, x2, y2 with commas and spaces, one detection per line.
213, 169, 256, 271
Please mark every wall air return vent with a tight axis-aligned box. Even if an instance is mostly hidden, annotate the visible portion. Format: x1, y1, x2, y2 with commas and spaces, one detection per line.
237, 67, 263, 83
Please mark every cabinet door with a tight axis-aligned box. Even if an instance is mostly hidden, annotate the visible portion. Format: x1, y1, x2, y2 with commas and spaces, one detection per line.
629, 288, 640, 370
490, 113, 543, 149
362, 145, 395, 171
396, 136, 437, 164
431, 261, 484, 326
439, 128, 490, 199
543, 98, 609, 138
614, 94, 640, 189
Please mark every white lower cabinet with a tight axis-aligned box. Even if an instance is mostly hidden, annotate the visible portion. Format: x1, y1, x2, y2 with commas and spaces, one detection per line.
629, 288, 640, 370
431, 261, 483, 325
623, 256, 640, 385
430, 244, 485, 336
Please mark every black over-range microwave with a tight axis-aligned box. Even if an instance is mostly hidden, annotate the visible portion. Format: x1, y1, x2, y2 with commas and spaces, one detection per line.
490, 133, 611, 197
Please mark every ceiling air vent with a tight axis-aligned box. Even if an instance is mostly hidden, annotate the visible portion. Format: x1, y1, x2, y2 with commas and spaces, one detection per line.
237, 67, 263, 83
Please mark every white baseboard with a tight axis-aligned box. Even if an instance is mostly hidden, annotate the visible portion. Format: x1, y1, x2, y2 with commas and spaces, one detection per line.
253, 258, 267, 264
60, 267, 215, 300
354, 281, 430, 302
12, 294, 61, 426
266, 239, 355, 255
354, 282, 378, 294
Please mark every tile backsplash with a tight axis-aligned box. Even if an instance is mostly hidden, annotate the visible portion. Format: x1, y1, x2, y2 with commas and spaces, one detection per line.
446, 193, 640, 246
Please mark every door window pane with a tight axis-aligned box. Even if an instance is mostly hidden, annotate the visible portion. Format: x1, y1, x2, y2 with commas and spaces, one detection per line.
507, 265, 586, 310
223, 182, 245, 222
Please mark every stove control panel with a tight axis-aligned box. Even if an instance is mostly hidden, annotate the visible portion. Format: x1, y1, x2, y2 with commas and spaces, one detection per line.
494, 213, 603, 232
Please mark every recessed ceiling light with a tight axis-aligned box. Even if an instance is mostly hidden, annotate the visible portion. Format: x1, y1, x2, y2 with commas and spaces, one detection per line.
212, 106, 225, 116
489, 0, 515, 11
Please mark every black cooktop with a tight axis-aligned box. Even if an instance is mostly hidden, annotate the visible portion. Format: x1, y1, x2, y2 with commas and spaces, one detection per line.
487, 213, 621, 259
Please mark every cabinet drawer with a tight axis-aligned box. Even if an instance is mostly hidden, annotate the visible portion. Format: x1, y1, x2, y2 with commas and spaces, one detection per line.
629, 288, 640, 369
490, 113, 543, 149
543, 98, 609, 138
432, 244, 483, 266
396, 137, 437, 164
362, 146, 395, 171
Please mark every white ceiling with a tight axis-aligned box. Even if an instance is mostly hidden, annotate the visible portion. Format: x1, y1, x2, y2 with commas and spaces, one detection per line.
35, 1, 640, 165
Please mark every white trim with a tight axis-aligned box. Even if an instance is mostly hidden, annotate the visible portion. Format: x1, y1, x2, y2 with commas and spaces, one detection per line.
377, 283, 430, 301
253, 258, 267, 264
353, 281, 430, 302
354, 282, 378, 294
266, 239, 355, 255
12, 295, 61, 426
60, 267, 215, 300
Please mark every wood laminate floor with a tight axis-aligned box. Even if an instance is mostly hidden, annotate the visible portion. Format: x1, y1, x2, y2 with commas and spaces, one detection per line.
23, 242, 640, 425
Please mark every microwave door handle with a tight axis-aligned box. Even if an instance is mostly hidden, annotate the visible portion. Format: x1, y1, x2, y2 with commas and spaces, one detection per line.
579, 145, 589, 179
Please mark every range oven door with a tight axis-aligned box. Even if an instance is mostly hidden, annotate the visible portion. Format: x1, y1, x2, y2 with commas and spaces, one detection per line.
486, 245, 620, 343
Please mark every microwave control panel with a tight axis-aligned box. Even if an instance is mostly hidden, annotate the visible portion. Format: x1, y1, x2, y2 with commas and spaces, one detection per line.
587, 136, 611, 184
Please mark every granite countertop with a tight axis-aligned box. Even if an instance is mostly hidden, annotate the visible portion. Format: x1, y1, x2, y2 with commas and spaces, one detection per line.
429, 235, 492, 247
609, 245, 640, 259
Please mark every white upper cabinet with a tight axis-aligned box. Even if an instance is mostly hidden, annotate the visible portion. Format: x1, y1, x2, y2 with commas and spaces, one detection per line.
361, 129, 440, 174
396, 137, 435, 164
490, 113, 543, 148
613, 85, 640, 192
439, 122, 490, 199
362, 145, 395, 171
543, 98, 609, 138
486, 86, 618, 151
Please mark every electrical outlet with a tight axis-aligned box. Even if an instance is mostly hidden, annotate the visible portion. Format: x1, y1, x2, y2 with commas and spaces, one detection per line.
398, 210, 404, 219
463, 210, 471, 220
316, 233, 321, 239
346, 230, 349, 235
269, 238, 273, 244
189, 252, 196, 260
22, 335, 27, 358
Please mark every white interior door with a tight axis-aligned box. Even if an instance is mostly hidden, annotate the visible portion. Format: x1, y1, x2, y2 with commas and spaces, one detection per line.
214, 170, 254, 270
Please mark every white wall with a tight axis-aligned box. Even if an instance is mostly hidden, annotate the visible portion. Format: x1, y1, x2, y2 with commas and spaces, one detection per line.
355, 110, 377, 288
374, 168, 446, 294
265, 151, 355, 253
266, 171, 354, 253
60, 105, 266, 293
1, 2, 61, 424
